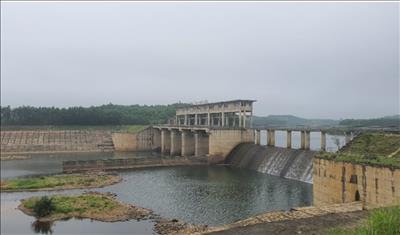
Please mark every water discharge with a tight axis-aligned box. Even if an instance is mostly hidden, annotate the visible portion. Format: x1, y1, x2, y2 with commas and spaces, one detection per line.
225, 144, 316, 183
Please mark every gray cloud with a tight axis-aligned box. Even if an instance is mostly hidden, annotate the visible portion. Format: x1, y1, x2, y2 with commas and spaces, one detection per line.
1, 2, 398, 119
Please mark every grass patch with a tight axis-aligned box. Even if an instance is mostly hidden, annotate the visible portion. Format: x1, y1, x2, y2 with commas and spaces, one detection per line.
317, 153, 400, 169
317, 133, 400, 168
341, 133, 400, 157
1, 174, 120, 191
328, 206, 400, 235
19, 192, 152, 222
22, 194, 119, 217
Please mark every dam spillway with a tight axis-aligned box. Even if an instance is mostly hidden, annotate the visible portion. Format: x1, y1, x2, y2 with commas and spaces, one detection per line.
225, 143, 317, 183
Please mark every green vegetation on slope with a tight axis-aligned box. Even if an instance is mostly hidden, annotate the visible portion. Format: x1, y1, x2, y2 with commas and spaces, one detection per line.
318, 152, 400, 169
341, 133, 400, 157
1, 103, 189, 126
317, 133, 400, 168
1, 174, 121, 191
328, 206, 400, 235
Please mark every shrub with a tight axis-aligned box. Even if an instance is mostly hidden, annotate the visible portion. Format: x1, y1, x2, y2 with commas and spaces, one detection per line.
33, 196, 55, 217
329, 206, 400, 235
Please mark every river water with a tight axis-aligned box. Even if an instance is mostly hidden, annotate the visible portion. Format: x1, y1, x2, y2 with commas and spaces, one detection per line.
0, 133, 344, 235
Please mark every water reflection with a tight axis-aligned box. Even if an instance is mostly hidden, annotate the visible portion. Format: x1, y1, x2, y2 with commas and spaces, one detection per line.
32, 220, 53, 235
96, 166, 312, 226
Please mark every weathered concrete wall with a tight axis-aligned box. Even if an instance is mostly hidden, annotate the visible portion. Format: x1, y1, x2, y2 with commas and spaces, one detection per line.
208, 129, 254, 163
112, 127, 155, 152
313, 158, 400, 209
1, 130, 113, 155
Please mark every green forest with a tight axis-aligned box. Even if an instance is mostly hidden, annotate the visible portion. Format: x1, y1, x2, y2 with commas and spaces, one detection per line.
339, 115, 400, 128
0, 103, 188, 126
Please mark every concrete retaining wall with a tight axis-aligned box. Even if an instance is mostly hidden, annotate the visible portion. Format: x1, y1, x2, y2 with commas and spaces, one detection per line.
112, 127, 158, 152
208, 129, 254, 163
313, 158, 400, 209
1, 130, 114, 155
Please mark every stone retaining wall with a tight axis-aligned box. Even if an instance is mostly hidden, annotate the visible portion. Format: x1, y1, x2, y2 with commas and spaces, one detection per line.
313, 158, 400, 209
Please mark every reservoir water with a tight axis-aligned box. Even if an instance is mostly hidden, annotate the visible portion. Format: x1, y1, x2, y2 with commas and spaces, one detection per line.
1, 134, 344, 234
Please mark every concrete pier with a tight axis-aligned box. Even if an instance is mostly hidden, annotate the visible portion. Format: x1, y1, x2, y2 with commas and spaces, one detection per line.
181, 130, 195, 156
267, 129, 275, 146
255, 130, 261, 145
194, 131, 209, 157
286, 130, 292, 148
305, 131, 311, 150
301, 131, 306, 149
321, 131, 326, 151
161, 129, 171, 155
170, 129, 182, 156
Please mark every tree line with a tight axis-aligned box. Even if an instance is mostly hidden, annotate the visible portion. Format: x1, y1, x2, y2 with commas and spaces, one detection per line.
339, 116, 400, 128
1, 103, 188, 126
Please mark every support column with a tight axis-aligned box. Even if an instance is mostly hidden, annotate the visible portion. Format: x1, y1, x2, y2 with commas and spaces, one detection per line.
207, 113, 210, 126
305, 131, 311, 150
300, 131, 306, 149
161, 129, 171, 155
254, 129, 261, 145
267, 129, 275, 146
243, 111, 247, 128
184, 115, 188, 126
239, 111, 243, 128
170, 129, 181, 156
195, 131, 209, 157
181, 130, 195, 156
321, 131, 326, 151
221, 112, 225, 127
194, 114, 198, 126
286, 130, 292, 148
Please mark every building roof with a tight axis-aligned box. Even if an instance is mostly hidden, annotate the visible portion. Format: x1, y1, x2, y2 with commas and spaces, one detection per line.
176, 99, 256, 109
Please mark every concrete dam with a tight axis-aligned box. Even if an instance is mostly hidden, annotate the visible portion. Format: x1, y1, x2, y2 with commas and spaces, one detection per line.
225, 143, 317, 183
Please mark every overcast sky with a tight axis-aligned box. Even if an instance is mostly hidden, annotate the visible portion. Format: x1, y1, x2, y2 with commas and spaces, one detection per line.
1, 2, 398, 119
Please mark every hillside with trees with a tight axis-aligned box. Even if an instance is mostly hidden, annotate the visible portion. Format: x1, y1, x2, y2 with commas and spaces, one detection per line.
0, 103, 188, 126
252, 115, 339, 128
339, 115, 400, 128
